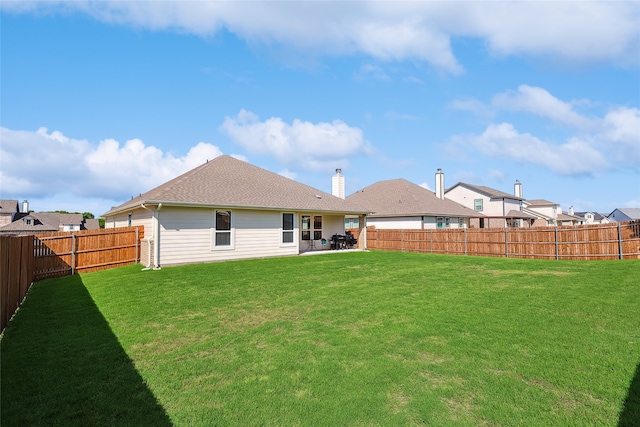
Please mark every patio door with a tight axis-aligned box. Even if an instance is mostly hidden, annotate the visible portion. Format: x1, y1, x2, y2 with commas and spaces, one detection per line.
301, 215, 322, 241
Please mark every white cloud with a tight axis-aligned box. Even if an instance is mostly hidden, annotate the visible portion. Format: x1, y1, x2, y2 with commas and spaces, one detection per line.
418, 182, 433, 191
219, 109, 373, 172
492, 85, 594, 129
451, 86, 640, 175
461, 2, 640, 66
468, 123, 608, 175
601, 107, 640, 167
277, 169, 297, 181
4, 1, 637, 71
0, 126, 224, 202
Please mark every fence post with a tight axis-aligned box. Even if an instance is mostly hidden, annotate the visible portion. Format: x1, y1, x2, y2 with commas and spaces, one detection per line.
618, 223, 623, 260
135, 226, 139, 263
71, 233, 76, 275
464, 228, 467, 256
554, 228, 559, 260
430, 230, 433, 253
505, 228, 509, 258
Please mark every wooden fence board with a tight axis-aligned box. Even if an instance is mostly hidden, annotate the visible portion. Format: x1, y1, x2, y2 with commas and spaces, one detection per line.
1, 227, 143, 332
362, 221, 640, 260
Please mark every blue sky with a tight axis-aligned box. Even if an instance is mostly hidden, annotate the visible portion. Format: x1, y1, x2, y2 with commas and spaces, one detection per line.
1, 1, 639, 217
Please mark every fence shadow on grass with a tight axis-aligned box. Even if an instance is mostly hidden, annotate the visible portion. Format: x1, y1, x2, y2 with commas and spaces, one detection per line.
0, 274, 173, 426
619, 361, 640, 427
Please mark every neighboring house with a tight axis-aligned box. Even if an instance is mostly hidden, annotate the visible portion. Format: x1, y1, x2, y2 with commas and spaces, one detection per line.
444, 181, 529, 228
0, 212, 99, 235
346, 178, 481, 229
0, 200, 20, 227
522, 199, 560, 227
573, 211, 610, 225
102, 155, 368, 268
608, 208, 640, 222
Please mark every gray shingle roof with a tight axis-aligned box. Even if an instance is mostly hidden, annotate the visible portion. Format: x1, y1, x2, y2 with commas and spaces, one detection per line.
574, 211, 607, 221
447, 183, 522, 200
505, 209, 538, 219
0, 200, 19, 215
0, 212, 86, 233
526, 199, 558, 207
346, 178, 481, 217
613, 208, 640, 220
104, 155, 367, 216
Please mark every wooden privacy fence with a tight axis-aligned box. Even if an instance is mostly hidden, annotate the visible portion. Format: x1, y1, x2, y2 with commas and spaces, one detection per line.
0, 235, 34, 332
1, 226, 143, 332
32, 226, 143, 281
364, 221, 640, 260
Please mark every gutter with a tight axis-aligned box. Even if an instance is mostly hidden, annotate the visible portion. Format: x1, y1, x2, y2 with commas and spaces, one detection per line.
139, 203, 162, 270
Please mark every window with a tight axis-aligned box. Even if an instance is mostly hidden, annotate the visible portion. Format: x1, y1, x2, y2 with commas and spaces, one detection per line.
458, 218, 466, 228
26, 219, 32, 225
313, 216, 322, 240
436, 217, 444, 229
282, 213, 294, 244
214, 210, 232, 247
128, 214, 132, 226
345, 217, 359, 229
302, 215, 322, 240
445, 217, 450, 228
302, 215, 311, 240
474, 199, 483, 212
507, 219, 521, 228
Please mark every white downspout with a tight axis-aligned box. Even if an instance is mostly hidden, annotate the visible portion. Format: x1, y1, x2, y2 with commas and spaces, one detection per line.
140, 203, 162, 270
154, 203, 162, 269
140, 203, 153, 269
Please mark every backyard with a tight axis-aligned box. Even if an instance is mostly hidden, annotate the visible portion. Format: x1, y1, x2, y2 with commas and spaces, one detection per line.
1, 251, 638, 426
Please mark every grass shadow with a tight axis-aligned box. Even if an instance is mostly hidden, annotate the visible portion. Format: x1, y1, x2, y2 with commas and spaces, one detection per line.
1, 274, 172, 426
619, 361, 640, 427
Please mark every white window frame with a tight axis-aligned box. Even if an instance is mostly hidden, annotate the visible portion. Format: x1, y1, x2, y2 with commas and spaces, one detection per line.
212, 210, 234, 250
281, 213, 296, 246
313, 215, 323, 240
474, 199, 483, 212
345, 217, 359, 229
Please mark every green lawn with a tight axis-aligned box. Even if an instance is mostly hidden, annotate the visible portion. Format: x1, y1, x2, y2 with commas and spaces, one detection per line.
2, 252, 639, 426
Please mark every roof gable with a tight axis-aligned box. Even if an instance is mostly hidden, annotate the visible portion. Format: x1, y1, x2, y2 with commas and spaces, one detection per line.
347, 178, 480, 217
104, 155, 367, 216
612, 208, 640, 220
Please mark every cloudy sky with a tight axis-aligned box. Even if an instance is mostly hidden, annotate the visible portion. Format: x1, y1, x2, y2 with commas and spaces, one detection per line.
1, 1, 639, 217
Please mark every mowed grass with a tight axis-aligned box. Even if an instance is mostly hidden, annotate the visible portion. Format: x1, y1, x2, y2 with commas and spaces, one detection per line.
2, 251, 639, 426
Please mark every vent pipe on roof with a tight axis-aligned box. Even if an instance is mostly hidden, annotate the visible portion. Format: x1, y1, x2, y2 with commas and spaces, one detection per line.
332, 168, 345, 199
514, 180, 522, 199
435, 168, 445, 199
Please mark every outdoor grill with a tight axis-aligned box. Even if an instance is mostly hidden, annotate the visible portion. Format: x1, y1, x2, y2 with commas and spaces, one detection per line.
330, 232, 357, 250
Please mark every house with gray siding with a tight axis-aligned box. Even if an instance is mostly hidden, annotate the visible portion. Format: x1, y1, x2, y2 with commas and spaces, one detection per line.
608, 208, 640, 222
